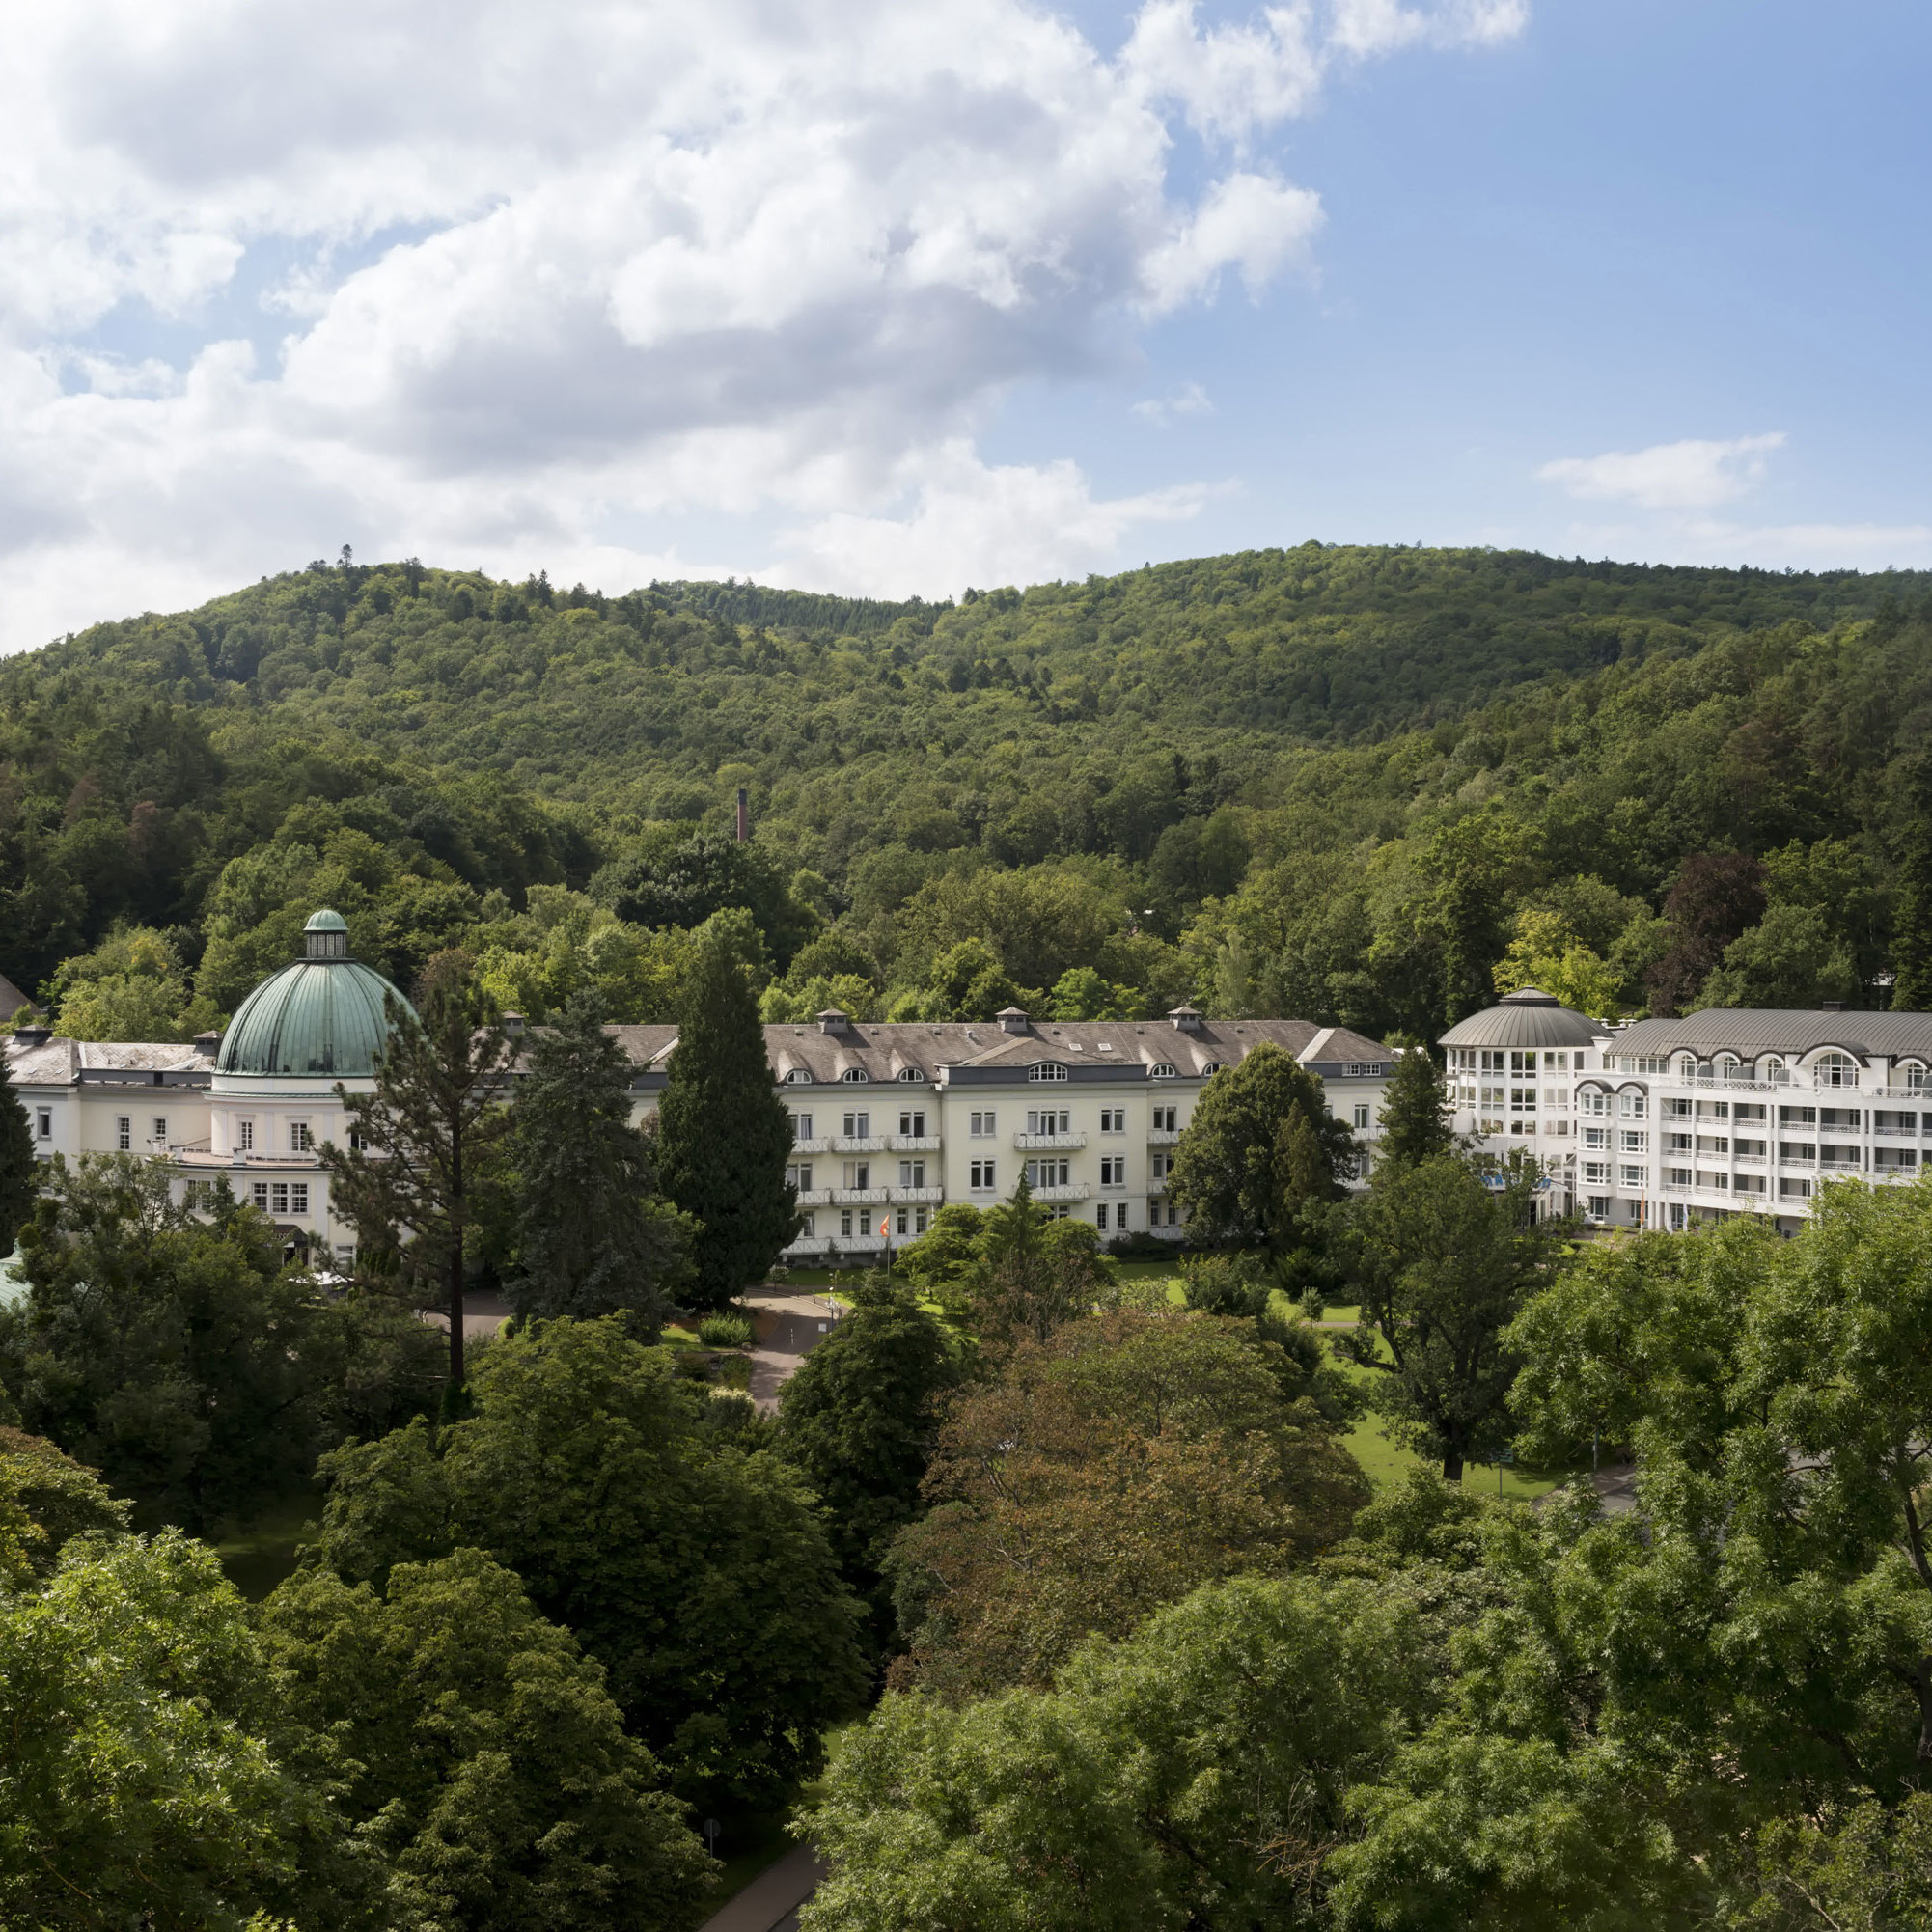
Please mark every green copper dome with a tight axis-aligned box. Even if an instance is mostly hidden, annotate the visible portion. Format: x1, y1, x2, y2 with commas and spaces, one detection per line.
216, 910, 414, 1077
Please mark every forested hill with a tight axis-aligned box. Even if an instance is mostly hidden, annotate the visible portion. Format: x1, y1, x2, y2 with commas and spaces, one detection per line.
8, 542, 1932, 1047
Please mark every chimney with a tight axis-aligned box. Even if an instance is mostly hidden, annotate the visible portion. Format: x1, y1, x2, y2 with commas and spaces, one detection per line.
1821, 1001, 1844, 1014
501, 1011, 526, 1038
996, 1006, 1030, 1035
14, 1023, 50, 1046
735, 787, 750, 843
194, 1031, 221, 1058
1168, 1005, 1203, 1033
817, 1007, 850, 1035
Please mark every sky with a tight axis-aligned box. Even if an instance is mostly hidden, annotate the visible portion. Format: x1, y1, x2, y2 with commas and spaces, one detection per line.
3, 0, 1929, 652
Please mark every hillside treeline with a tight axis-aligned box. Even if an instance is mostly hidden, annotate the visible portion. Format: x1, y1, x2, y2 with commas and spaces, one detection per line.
8, 544, 1932, 1037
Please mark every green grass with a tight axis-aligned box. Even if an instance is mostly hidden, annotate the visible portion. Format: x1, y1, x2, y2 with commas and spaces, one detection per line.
212, 1491, 317, 1601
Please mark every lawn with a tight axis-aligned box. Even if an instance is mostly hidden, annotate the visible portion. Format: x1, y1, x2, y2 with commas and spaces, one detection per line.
212, 1489, 318, 1600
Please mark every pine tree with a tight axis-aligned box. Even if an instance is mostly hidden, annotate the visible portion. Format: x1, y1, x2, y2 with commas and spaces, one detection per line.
658, 930, 797, 1310
1376, 1045, 1456, 1171
1892, 755, 1932, 1010
0, 1052, 35, 1258
509, 989, 691, 1335
320, 951, 513, 1397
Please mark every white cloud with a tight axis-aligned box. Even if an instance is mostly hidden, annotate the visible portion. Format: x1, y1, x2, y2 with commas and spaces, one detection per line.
1536, 432, 1786, 511
1134, 380, 1215, 424
0, 0, 1528, 649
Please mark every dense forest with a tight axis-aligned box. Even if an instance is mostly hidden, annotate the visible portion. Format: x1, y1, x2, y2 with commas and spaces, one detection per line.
9, 542, 1932, 1040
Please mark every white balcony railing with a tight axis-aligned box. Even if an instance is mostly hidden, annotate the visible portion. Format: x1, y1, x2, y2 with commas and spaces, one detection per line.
894, 1186, 945, 1203
1820, 1160, 1864, 1173
1147, 1129, 1180, 1145
890, 1135, 941, 1152
790, 1137, 830, 1155
1034, 1182, 1091, 1202
830, 1136, 888, 1154
831, 1187, 890, 1205
1013, 1132, 1087, 1150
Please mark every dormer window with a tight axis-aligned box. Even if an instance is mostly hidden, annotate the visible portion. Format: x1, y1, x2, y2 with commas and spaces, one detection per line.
896, 1066, 926, 1082
1201, 1062, 1225, 1076
785, 1068, 814, 1084
1028, 1063, 1069, 1082
841, 1067, 870, 1083
1150, 1063, 1178, 1079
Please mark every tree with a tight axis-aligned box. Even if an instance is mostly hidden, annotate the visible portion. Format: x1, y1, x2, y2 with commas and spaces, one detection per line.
887, 1311, 1368, 1697
968, 1175, 1115, 1347
41, 924, 223, 1042
1374, 1045, 1457, 1172
308, 1315, 868, 1806
657, 927, 797, 1310
1892, 753, 1932, 1010
0, 1425, 129, 1587
1491, 908, 1624, 1018
0, 1156, 441, 1532
1338, 1154, 1563, 1480
261, 1549, 715, 1932
1167, 1042, 1355, 1252
0, 1529, 375, 1930
322, 949, 514, 1394
801, 1572, 1429, 1932
1695, 901, 1860, 1009
1645, 852, 1767, 1016
509, 988, 692, 1335
777, 1278, 962, 1641
0, 1048, 34, 1257
1419, 814, 1532, 1028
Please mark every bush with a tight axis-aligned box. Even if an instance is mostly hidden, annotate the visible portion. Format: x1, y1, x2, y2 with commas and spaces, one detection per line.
698, 1312, 755, 1349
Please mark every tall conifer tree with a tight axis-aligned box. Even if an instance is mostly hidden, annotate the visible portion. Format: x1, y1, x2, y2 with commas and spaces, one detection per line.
509, 989, 691, 1335
658, 930, 796, 1310
1376, 1044, 1457, 1171
0, 1052, 35, 1258
1891, 754, 1932, 1011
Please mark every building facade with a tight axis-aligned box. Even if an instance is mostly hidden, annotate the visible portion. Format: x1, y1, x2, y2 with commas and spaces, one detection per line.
1443, 987, 1932, 1235
5, 912, 1398, 1266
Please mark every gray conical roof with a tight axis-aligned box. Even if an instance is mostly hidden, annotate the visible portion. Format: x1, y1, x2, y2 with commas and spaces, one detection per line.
1439, 986, 1605, 1051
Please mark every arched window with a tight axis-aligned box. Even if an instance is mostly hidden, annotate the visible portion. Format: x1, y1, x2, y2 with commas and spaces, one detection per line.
841, 1067, 870, 1084
785, 1068, 813, 1084
1028, 1062, 1069, 1083
1902, 1061, 1930, 1092
1676, 1055, 1697, 1081
1762, 1056, 1786, 1084
1202, 1062, 1225, 1076
1716, 1055, 1740, 1080
1814, 1051, 1857, 1090
1149, 1063, 1178, 1079
896, 1066, 926, 1082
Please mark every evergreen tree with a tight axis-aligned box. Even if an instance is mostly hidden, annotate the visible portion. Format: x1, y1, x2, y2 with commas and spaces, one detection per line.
509, 988, 692, 1336
657, 929, 797, 1310
0, 1052, 35, 1258
322, 950, 513, 1396
1376, 1044, 1456, 1171
1891, 754, 1932, 1009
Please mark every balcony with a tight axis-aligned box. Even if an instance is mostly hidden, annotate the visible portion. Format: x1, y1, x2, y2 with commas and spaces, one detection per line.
789, 1137, 830, 1155
1147, 1128, 1180, 1145
892, 1185, 946, 1203
830, 1135, 889, 1154
1033, 1182, 1091, 1202
1014, 1132, 1087, 1150
831, 1187, 891, 1205
795, 1188, 835, 1206
1873, 1124, 1918, 1137
890, 1135, 941, 1152
1819, 1160, 1864, 1173
1870, 1087, 1932, 1100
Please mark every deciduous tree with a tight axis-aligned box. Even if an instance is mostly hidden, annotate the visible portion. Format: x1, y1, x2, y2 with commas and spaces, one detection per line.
0, 1048, 34, 1257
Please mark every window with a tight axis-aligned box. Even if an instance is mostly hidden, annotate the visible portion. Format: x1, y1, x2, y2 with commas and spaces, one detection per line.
1201, 1062, 1224, 1076
1583, 1161, 1609, 1184
1676, 1056, 1697, 1080
1510, 1086, 1536, 1116
1667, 1132, 1692, 1152
116, 1116, 131, 1151
841, 1067, 869, 1084
791, 1112, 814, 1141
786, 1068, 813, 1083
842, 1111, 870, 1138
252, 1182, 270, 1210
1665, 1097, 1693, 1118
1026, 1109, 1070, 1135
1150, 1063, 1177, 1079
898, 1109, 926, 1137
1481, 1051, 1506, 1073
1353, 1103, 1370, 1130
897, 1066, 926, 1082
1510, 1052, 1539, 1074
1619, 1164, 1645, 1189
347, 1127, 366, 1152
291, 1184, 309, 1214
1548, 1052, 1568, 1072
841, 1209, 854, 1236
1734, 1173, 1766, 1195
1100, 1108, 1125, 1133
237, 1119, 255, 1151
1716, 1056, 1740, 1080
970, 1110, 996, 1137
1780, 1177, 1813, 1200
1905, 1063, 1931, 1091
1587, 1195, 1611, 1220
1152, 1106, 1177, 1131
1763, 1057, 1786, 1083
914, 1207, 929, 1234
1029, 1062, 1069, 1082
35, 1109, 51, 1139
1149, 1153, 1171, 1180
1668, 1167, 1693, 1187
799, 1212, 816, 1238
1618, 1093, 1647, 1118
290, 1120, 312, 1152
271, 1183, 290, 1215
1344, 1063, 1389, 1077
1620, 1130, 1647, 1152
1815, 1053, 1858, 1089
1025, 1158, 1070, 1187
152, 1117, 168, 1144
1579, 1090, 1608, 1116
1697, 1172, 1729, 1192
1100, 1156, 1125, 1186
1780, 1144, 1816, 1164
786, 1163, 814, 1192
1585, 1126, 1608, 1149
897, 1207, 910, 1235
1096, 1203, 1111, 1230
899, 1160, 925, 1187
842, 1160, 870, 1189
970, 1160, 997, 1191
1779, 1105, 1817, 1126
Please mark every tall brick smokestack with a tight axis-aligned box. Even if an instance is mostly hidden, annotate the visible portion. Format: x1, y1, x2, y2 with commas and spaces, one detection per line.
735, 786, 750, 843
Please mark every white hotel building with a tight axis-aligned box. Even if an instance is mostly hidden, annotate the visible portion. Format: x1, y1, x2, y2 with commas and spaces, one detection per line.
5, 909, 1398, 1265
1443, 985, 1932, 1234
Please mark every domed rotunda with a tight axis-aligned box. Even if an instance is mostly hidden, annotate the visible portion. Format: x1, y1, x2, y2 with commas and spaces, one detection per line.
218, 909, 411, 1079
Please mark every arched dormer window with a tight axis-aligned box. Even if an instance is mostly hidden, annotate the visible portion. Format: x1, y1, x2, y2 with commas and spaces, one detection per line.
1028, 1062, 1068, 1082
896, 1066, 926, 1082
1202, 1062, 1225, 1075
785, 1068, 813, 1084
1676, 1055, 1697, 1080
841, 1067, 870, 1084
1763, 1056, 1787, 1085
1149, 1063, 1178, 1079
1814, 1051, 1858, 1090
1716, 1054, 1740, 1080
1901, 1061, 1930, 1092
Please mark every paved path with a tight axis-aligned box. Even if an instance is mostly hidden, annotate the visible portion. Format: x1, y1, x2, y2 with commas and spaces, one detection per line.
740, 1292, 845, 1413
697, 1845, 827, 1932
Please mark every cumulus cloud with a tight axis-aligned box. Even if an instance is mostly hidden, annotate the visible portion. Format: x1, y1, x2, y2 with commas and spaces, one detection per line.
0, 0, 1527, 649
1536, 433, 1786, 511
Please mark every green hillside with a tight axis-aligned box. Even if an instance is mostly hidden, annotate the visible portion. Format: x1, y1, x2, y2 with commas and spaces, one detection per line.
7, 543, 1932, 1042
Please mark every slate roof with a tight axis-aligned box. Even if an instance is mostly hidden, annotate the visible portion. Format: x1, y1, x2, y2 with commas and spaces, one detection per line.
1608, 1010, 1932, 1062
3, 1037, 213, 1084
1439, 988, 1608, 1052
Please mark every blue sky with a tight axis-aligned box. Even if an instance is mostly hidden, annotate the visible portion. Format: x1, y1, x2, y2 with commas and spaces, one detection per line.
2, 0, 1927, 649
